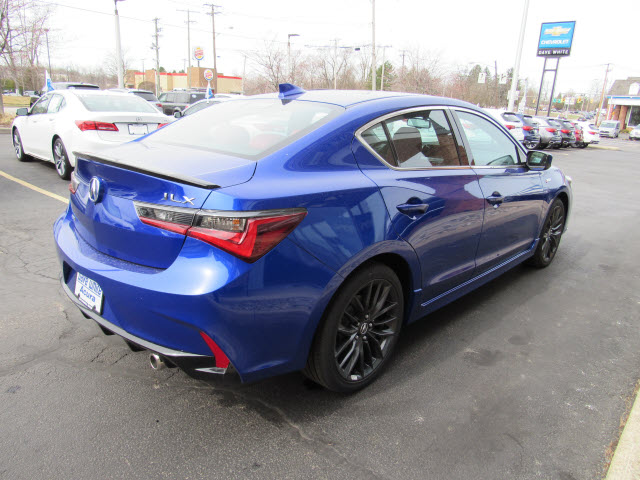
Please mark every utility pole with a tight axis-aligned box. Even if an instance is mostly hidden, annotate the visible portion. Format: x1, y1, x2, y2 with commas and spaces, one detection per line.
507, 0, 530, 111
44, 28, 52, 74
205, 4, 221, 94
333, 38, 339, 89
595, 63, 612, 125
494, 60, 499, 108
152, 18, 161, 97
178, 9, 195, 88
371, 0, 376, 91
241, 54, 247, 95
114, 0, 125, 88
379, 45, 391, 90
287, 33, 300, 83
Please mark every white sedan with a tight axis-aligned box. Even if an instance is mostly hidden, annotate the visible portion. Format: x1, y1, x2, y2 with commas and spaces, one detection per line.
483, 108, 525, 143
11, 89, 172, 179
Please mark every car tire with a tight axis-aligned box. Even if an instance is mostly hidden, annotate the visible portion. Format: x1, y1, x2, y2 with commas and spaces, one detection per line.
526, 198, 566, 269
304, 263, 404, 393
12, 129, 28, 162
52, 137, 72, 180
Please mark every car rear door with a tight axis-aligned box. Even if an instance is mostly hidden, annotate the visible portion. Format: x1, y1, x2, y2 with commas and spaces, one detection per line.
352, 107, 485, 302
451, 108, 546, 273
40, 94, 65, 159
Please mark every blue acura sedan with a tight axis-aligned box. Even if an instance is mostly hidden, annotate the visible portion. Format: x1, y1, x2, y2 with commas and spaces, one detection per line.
54, 85, 572, 392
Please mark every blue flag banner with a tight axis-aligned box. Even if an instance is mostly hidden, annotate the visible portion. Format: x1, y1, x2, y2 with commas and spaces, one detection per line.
43, 70, 55, 92
206, 81, 213, 99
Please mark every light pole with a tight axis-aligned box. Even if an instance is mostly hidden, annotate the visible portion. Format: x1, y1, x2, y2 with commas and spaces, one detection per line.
371, 0, 376, 91
114, 0, 125, 88
507, 0, 530, 112
287, 33, 299, 83
44, 28, 52, 74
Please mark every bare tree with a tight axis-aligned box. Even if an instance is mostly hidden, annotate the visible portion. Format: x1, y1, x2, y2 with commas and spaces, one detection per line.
246, 41, 287, 91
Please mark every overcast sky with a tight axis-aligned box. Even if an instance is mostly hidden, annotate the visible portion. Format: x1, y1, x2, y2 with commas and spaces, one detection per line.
41, 0, 640, 96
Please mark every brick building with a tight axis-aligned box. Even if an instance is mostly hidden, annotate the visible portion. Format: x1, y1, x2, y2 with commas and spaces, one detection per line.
605, 77, 640, 129
124, 67, 242, 95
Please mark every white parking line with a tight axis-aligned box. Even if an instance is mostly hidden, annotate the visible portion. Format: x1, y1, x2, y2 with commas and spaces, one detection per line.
0, 169, 68, 204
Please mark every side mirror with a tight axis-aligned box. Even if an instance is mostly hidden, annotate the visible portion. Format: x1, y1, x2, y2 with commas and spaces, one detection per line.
173, 111, 182, 118
16, 107, 28, 116
526, 150, 552, 171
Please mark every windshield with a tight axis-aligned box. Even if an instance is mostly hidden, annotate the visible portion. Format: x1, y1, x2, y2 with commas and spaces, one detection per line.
601, 122, 616, 128
149, 99, 344, 160
76, 93, 158, 113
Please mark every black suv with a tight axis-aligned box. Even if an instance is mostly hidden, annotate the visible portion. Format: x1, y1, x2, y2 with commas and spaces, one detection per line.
157, 90, 206, 115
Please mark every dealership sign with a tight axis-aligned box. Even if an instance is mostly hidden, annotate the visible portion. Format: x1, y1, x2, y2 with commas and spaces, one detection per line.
537, 21, 576, 57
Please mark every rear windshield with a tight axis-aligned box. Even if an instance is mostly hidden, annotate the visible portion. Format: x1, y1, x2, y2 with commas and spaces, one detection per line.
134, 92, 158, 102
502, 113, 521, 123
76, 93, 158, 113
149, 99, 343, 160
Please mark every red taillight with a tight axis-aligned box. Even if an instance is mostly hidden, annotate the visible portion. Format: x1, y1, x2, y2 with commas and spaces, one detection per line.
188, 211, 307, 263
589, 131, 597, 135
560, 129, 570, 134
546, 127, 556, 133
505, 124, 515, 130
156, 103, 162, 108
157, 123, 168, 129
134, 203, 307, 263
75, 120, 119, 132
522, 125, 533, 131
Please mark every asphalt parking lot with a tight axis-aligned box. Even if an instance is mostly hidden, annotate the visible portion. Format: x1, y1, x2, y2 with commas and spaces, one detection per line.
0, 134, 638, 480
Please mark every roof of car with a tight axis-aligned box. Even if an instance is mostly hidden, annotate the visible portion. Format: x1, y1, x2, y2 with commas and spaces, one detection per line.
248, 88, 479, 109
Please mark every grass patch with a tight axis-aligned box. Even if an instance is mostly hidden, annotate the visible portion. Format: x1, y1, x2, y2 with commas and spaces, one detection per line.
0, 113, 15, 126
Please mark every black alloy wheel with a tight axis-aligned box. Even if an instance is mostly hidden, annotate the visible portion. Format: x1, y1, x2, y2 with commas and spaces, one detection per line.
305, 263, 404, 392
13, 129, 27, 162
527, 198, 566, 268
53, 138, 72, 180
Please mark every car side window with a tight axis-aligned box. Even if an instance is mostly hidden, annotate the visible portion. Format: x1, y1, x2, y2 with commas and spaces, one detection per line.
165, 93, 176, 102
177, 93, 190, 103
384, 109, 462, 168
158, 93, 167, 102
31, 95, 51, 115
455, 111, 520, 167
47, 95, 65, 113
360, 123, 396, 165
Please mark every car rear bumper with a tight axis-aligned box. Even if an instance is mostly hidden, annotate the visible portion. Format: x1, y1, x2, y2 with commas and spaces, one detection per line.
60, 277, 230, 376
53, 205, 338, 383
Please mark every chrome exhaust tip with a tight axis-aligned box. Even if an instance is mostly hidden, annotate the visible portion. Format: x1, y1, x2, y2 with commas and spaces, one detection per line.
149, 353, 166, 370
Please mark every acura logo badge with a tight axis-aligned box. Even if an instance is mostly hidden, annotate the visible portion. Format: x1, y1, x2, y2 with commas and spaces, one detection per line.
89, 177, 102, 203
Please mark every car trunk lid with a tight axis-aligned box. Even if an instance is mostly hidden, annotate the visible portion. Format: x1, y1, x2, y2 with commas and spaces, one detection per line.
70, 142, 256, 269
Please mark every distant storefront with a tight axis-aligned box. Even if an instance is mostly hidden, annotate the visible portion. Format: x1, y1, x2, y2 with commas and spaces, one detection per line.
606, 77, 640, 128
124, 68, 242, 94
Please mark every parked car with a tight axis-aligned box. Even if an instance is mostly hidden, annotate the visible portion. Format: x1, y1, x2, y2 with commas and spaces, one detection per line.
54, 85, 572, 392
599, 120, 620, 138
532, 117, 562, 149
52, 82, 100, 90
483, 108, 525, 143
509, 113, 541, 149
545, 118, 573, 147
175, 98, 225, 118
157, 90, 206, 116
11, 90, 172, 179
577, 122, 600, 146
629, 125, 640, 140
109, 88, 162, 111
571, 123, 586, 148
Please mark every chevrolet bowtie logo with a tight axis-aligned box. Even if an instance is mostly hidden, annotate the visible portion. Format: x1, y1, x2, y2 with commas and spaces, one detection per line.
544, 26, 571, 36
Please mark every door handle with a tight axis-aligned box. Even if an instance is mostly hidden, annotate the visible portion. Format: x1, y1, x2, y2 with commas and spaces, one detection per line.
486, 192, 504, 206
396, 203, 429, 216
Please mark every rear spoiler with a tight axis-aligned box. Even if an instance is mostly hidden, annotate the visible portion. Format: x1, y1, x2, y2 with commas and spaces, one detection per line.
73, 152, 220, 189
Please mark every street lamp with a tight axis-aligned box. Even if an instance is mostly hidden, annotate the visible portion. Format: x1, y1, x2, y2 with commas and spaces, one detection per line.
288, 33, 299, 83
43, 28, 52, 74
114, 0, 125, 88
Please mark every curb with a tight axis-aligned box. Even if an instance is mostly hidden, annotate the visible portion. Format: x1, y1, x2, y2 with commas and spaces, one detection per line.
606, 382, 640, 480
0, 127, 10, 134
589, 144, 621, 151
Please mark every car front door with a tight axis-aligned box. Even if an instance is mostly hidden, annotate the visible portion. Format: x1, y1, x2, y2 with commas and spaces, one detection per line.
161, 93, 175, 115
41, 94, 65, 160
353, 107, 485, 303
452, 109, 546, 273
21, 93, 52, 157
